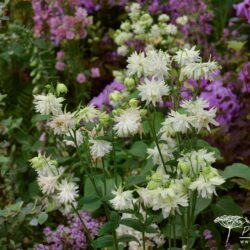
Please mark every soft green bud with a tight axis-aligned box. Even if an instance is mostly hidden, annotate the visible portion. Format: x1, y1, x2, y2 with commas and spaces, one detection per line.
109, 91, 122, 102
140, 109, 147, 117
129, 98, 138, 108
124, 77, 135, 90
147, 180, 159, 190
113, 70, 124, 83
151, 172, 162, 182
112, 109, 123, 116
178, 161, 190, 174
56, 83, 68, 95
99, 112, 109, 126
120, 22, 131, 31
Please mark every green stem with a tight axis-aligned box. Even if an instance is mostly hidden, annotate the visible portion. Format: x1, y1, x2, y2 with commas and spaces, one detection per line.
142, 231, 146, 250
111, 129, 118, 186
148, 108, 168, 174
71, 203, 96, 250
101, 158, 107, 195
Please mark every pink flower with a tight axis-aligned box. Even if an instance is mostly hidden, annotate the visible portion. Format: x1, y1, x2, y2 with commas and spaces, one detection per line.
56, 51, 65, 60
91, 67, 100, 78
76, 73, 87, 84
55, 61, 65, 71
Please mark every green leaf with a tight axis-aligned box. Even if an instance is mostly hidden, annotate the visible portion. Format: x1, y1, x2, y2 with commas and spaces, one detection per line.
118, 234, 140, 244
222, 163, 250, 180
232, 179, 250, 190
31, 114, 50, 125
128, 141, 148, 159
194, 196, 212, 216
228, 40, 246, 51
92, 235, 114, 248
8, 201, 23, 212
38, 212, 48, 225
120, 218, 144, 232
127, 174, 146, 187
212, 196, 242, 217
98, 222, 118, 236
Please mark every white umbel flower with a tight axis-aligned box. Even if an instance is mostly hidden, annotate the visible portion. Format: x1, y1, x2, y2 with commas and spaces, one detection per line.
90, 139, 112, 158
110, 186, 134, 210
189, 170, 225, 198
180, 60, 220, 80
38, 175, 58, 195
48, 112, 75, 135
127, 51, 146, 77
34, 94, 63, 115
137, 78, 170, 106
57, 179, 78, 204
144, 50, 171, 79
174, 46, 201, 67
113, 108, 142, 137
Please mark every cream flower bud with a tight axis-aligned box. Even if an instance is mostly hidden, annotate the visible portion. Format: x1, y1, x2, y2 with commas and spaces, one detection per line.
56, 83, 68, 95
124, 77, 135, 90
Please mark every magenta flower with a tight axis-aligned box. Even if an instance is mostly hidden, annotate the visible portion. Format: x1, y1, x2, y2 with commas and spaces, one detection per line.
55, 61, 65, 71
91, 67, 100, 78
76, 73, 87, 84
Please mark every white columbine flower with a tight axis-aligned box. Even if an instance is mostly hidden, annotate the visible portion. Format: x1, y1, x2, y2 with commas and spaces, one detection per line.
176, 15, 188, 26
117, 45, 129, 56
48, 112, 75, 135
174, 46, 201, 67
90, 139, 112, 158
152, 188, 189, 218
29, 153, 51, 169
165, 24, 177, 35
189, 167, 225, 198
127, 51, 146, 77
180, 60, 220, 81
75, 105, 100, 124
110, 186, 134, 210
167, 110, 194, 133
113, 108, 142, 137
38, 175, 59, 195
178, 149, 216, 175
144, 50, 171, 79
137, 78, 170, 106
181, 98, 219, 132
34, 93, 64, 115
57, 179, 78, 204
64, 129, 83, 147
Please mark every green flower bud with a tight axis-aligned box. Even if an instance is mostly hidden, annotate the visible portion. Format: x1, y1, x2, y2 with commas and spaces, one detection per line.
109, 91, 122, 102
140, 109, 147, 117
56, 83, 68, 95
129, 98, 138, 108
147, 180, 159, 190
124, 77, 135, 90
178, 161, 190, 174
151, 172, 162, 182
99, 112, 109, 126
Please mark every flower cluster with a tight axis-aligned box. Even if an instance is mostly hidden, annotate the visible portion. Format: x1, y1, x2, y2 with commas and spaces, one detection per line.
31, 46, 225, 248
116, 213, 165, 249
114, 3, 183, 56
32, 0, 92, 44
36, 211, 101, 250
